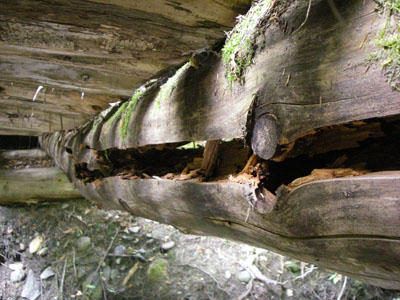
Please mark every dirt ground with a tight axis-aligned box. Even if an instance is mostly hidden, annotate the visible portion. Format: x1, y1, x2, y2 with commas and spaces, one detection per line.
0, 158, 400, 300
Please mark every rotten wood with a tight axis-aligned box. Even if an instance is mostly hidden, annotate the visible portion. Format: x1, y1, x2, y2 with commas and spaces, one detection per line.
201, 140, 220, 179
38, 0, 400, 289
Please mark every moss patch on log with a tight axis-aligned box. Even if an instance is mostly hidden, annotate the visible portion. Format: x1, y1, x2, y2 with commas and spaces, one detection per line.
154, 63, 190, 109
370, 0, 400, 91
120, 88, 146, 140
222, 0, 273, 84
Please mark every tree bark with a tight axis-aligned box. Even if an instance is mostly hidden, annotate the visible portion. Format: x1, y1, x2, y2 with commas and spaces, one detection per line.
40, 0, 400, 289
0, 0, 250, 135
0, 167, 81, 204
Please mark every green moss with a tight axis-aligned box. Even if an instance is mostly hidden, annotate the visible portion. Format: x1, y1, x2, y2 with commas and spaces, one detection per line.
105, 101, 128, 129
155, 63, 190, 109
120, 88, 145, 140
222, 0, 273, 85
146, 258, 168, 282
372, 0, 400, 90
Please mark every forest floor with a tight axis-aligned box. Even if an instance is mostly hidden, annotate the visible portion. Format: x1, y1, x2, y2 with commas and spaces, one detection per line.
0, 158, 400, 300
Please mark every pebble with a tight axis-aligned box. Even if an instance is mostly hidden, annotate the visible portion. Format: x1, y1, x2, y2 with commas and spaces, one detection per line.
161, 241, 175, 251
9, 263, 24, 271
138, 248, 146, 254
115, 258, 122, 265
11, 269, 26, 282
76, 236, 91, 251
110, 269, 120, 281
21, 270, 40, 300
113, 245, 126, 255
29, 236, 44, 254
19, 243, 26, 251
61, 204, 69, 209
122, 235, 134, 240
237, 270, 252, 283
37, 247, 48, 256
128, 226, 140, 234
225, 271, 231, 279
40, 267, 55, 280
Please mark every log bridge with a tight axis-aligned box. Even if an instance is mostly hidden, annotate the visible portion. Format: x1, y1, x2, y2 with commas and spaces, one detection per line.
2, 0, 400, 289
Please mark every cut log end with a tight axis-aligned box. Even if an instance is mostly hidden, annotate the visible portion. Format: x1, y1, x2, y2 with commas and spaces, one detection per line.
251, 114, 280, 160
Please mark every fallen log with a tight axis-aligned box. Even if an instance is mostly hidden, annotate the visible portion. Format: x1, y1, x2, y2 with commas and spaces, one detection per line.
0, 149, 48, 160
0, 167, 81, 204
0, 0, 250, 135
40, 0, 400, 289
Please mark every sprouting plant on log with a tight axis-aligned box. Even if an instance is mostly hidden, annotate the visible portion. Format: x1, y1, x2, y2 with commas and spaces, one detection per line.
222, 0, 275, 85
370, 0, 400, 90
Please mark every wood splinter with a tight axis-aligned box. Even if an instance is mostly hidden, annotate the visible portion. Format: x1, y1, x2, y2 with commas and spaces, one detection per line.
201, 140, 220, 180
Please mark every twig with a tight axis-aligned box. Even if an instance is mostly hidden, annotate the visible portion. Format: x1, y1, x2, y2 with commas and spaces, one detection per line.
293, 0, 312, 34
94, 228, 120, 276
60, 257, 67, 300
179, 264, 227, 293
100, 278, 108, 300
70, 214, 90, 227
337, 276, 347, 300
295, 265, 316, 281
107, 253, 146, 262
72, 247, 77, 279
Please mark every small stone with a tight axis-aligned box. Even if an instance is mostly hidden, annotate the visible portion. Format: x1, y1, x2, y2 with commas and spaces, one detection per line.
61, 204, 69, 209
11, 269, 26, 282
102, 266, 111, 281
37, 247, 48, 256
76, 236, 91, 251
146, 258, 168, 282
286, 288, 294, 297
110, 269, 120, 281
29, 236, 44, 254
138, 248, 146, 254
21, 270, 40, 300
113, 245, 126, 255
145, 239, 155, 245
161, 241, 175, 252
115, 258, 122, 265
19, 243, 26, 251
77, 268, 86, 280
9, 263, 24, 271
146, 234, 152, 239
237, 270, 251, 283
128, 226, 140, 234
40, 267, 55, 280
120, 265, 127, 271
122, 235, 134, 240
225, 271, 231, 279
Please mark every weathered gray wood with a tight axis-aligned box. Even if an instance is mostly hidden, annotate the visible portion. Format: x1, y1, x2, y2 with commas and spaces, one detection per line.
38, 0, 400, 289
0, 167, 81, 204
0, 0, 250, 135
69, 0, 399, 155
0, 149, 47, 160
71, 173, 400, 289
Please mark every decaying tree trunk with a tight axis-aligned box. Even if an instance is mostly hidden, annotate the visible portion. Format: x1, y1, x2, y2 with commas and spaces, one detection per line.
40, 0, 400, 289
0, 0, 250, 135
0, 167, 81, 204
